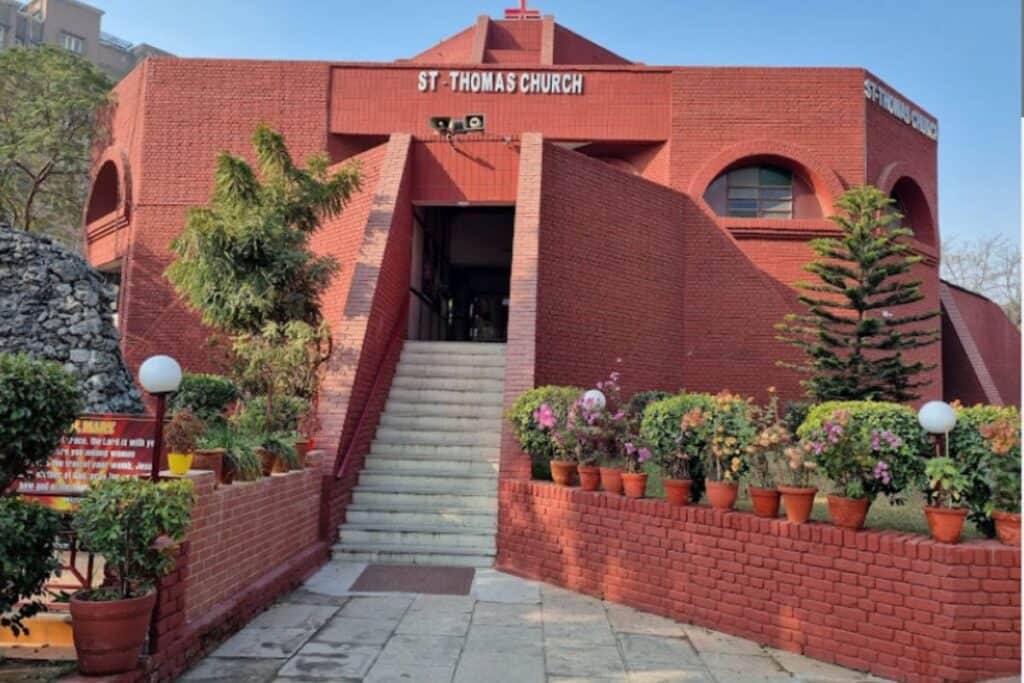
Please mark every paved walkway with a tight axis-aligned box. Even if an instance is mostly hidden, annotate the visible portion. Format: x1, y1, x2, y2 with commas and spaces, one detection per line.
180, 561, 894, 683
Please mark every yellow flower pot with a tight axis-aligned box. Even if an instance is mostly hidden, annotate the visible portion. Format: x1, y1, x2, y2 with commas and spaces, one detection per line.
167, 452, 193, 475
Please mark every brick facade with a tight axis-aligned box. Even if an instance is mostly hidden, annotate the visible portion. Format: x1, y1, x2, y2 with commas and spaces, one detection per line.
497, 481, 1022, 683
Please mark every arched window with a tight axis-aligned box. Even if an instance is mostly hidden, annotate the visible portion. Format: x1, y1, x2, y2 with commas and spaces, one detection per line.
704, 165, 797, 219
85, 161, 120, 224
888, 176, 935, 245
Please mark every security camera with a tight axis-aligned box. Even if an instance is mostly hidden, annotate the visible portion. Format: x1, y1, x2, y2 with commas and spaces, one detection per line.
464, 114, 485, 132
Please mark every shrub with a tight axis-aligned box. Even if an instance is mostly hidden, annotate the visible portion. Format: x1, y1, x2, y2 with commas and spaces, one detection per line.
798, 401, 930, 502
948, 404, 1021, 535
0, 497, 61, 636
0, 352, 82, 491
923, 457, 970, 508
626, 390, 672, 422
701, 392, 755, 483
747, 389, 792, 489
232, 394, 309, 434
261, 432, 300, 470
169, 373, 237, 422
508, 386, 582, 480
72, 478, 195, 600
197, 423, 263, 481
980, 418, 1021, 515
641, 393, 716, 500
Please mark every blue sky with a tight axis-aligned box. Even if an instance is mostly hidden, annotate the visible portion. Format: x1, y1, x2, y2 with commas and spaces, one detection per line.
95, 0, 1020, 243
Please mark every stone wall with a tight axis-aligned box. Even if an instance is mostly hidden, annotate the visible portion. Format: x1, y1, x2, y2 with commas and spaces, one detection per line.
0, 226, 142, 413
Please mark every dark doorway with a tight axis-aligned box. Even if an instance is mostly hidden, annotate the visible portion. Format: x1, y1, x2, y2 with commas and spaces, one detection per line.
409, 206, 514, 342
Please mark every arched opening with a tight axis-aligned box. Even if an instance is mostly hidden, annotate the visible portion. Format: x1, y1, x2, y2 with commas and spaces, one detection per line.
85, 161, 120, 224
703, 158, 823, 219
888, 176, 935, 245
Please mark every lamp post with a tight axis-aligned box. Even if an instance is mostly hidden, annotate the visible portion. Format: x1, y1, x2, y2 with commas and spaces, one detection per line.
918, 400, 957, 459
138, 355, 183, 482
582, 389, 606, 411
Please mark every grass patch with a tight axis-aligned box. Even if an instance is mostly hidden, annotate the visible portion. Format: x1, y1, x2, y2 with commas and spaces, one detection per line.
639, 463, 982, 539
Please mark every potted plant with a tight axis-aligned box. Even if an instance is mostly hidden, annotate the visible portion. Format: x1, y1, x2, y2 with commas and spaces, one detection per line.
799, 403, 927, 531
534, 402, 576, 486
165, 408, 204, 476
700, 392, 752, 511
263, 432, 300, 474
70, 478, 194, 675
197, 424, 263, 484
621, 440, 652, 498
922, 457, 970, 543
778, 443, 819, 523
653, 407, 706, 506
746, 388, 788, 518
508, 385, 582, 481
980, 417, 1021, 545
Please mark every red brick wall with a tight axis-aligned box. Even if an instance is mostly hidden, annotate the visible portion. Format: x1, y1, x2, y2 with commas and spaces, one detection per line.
114, 58, 331, 375
137, 465, 329, 682
533, 142, 687, 397
944, 284, 1022, 406
182, 464, 324, 622
497, 481, 1022, 683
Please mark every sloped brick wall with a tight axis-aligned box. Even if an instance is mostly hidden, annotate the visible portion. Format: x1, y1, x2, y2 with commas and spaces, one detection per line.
496, 481, 1021, 683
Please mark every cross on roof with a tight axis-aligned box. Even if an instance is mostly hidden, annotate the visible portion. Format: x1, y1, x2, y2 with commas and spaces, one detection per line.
504, 0, 541, 20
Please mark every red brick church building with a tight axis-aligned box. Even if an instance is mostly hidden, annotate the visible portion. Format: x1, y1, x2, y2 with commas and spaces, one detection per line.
83, 10, 1019, 538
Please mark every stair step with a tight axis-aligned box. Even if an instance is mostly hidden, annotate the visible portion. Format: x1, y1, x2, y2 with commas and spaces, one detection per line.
364, 458, 498, 475
400, 351, 507, 368
391, 375, 504, 393
339, 524, 497, 550
332, 543, 494, 568
384, 401, 504, 419
379, 414, 502, 432
403, 341, 506, 355
386, 388, 504, 406
369, 443, 500, 460
374, 427, 501, 447
358, 472, 496, 494
346, 506, 497, 529
395, 362, 505, 380
352, 489, 498, 510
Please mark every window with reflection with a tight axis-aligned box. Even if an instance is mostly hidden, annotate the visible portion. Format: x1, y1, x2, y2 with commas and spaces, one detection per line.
721, 165, 793, 218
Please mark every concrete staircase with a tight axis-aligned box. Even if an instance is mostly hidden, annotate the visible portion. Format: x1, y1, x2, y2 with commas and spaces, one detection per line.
333, 341, 505, 567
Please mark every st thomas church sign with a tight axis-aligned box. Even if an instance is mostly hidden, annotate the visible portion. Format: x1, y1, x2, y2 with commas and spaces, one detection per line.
418, 69, 585, 95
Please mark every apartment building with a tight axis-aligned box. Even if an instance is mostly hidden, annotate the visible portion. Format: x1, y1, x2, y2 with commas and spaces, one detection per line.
0, 0, 170, 80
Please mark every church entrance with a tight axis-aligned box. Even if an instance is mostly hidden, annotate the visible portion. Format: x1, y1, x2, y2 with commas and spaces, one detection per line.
408, 205, 514, 342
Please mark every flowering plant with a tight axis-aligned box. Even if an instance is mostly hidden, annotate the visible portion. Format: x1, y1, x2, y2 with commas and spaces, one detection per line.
700, 391, 754, 483
979, 417, 1022, 514
923, 457, 969, 509
781, 443, 818, 488
745, 388, 790, 488
797, 401, 928, 503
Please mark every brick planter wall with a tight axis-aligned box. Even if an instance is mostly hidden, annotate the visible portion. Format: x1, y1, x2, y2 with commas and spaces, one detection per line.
496, 480, 1021, 683
87, 454, 331, 682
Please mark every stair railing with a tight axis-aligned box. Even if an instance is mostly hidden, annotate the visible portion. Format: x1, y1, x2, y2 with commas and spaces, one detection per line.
334, 296, 410, 480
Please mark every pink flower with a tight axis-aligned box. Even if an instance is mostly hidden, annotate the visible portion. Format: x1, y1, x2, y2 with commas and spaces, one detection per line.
533, 403, 557, 430
637, 448, 652, 464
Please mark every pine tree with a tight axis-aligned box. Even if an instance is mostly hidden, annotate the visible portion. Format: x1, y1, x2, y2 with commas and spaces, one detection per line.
776, 185, 939, 402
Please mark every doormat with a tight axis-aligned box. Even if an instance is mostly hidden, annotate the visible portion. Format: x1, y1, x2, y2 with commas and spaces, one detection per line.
349, 565, 475, 595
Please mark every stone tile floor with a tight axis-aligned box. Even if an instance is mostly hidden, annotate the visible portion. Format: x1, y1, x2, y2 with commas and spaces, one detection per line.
180, 561, 901, 683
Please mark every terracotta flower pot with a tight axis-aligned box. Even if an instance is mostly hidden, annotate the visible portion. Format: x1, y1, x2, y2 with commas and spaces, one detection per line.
706, 481, 739, 510
167, 452, 193, 476
257, 447, 274, 476
992, 511, 1022, 546
778, 486, 818, 524
621, 472, 648, 499
550, 460, 576, 486
749, 486, 780, 518
600, 467, 624, 494
924, 506, 968, 543
828, 495, 871, 530
664, 479, 692, 506
271, 453, 291, 475
70, 591, 157, 675
578, 464, 601, 491
294, 438, 311, 466
221, 459, 236, 485
192, 448, 225, 484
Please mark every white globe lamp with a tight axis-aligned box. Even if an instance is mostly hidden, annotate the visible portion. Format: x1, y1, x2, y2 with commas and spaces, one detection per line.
918, 400, 957, 459
918, 401, 957, 435
139, 355, 183, 394
138, 355, 182, 481
582, 389, 606, 411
